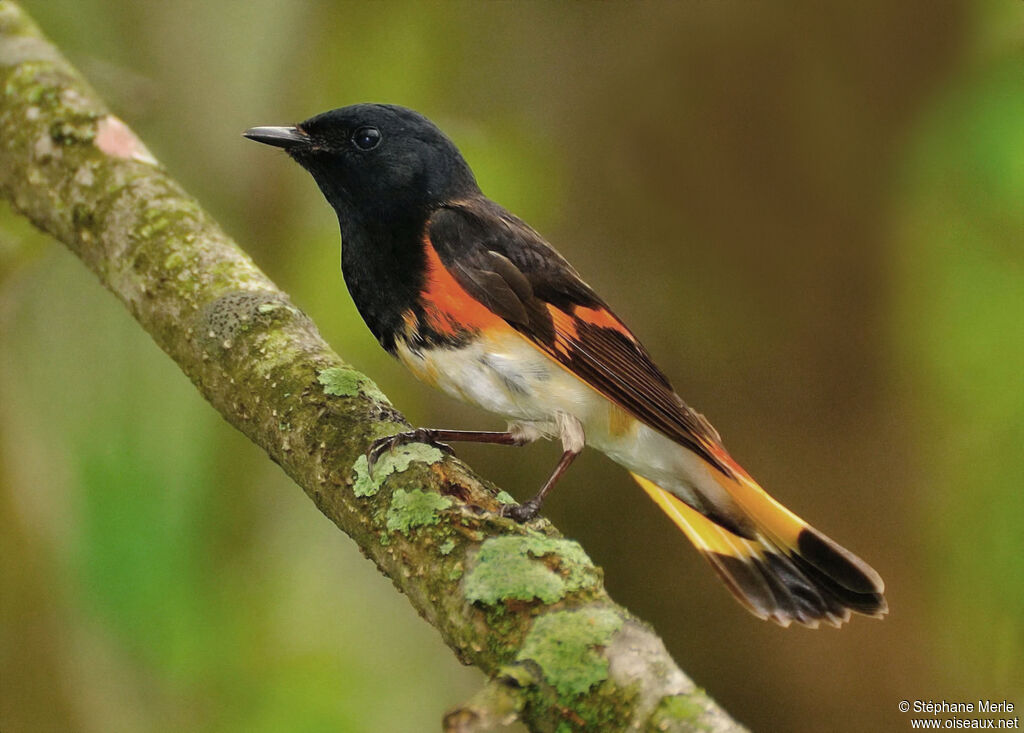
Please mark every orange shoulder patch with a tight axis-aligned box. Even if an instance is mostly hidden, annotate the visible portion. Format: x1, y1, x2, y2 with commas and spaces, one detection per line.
420, 239, 504, 336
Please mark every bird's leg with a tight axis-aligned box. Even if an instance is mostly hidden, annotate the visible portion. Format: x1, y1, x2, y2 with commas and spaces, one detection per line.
500, 412, 585, 522
499, 446, 580, 522
366, 428, 528, 475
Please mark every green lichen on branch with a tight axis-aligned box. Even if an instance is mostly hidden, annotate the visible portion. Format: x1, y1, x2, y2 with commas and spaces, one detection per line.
317, 365, 390, 404
464, 535, 601, 606
386, 488, 453, 535
495, 489, 516, 505
0, 3, 746, 731
350, 454, 377, 497
651, 695, 714, 732
517, 607, 624, 699
350, 443, 444, 498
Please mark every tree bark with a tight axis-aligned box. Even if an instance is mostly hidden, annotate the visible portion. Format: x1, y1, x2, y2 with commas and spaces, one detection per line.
0, 3, 746, 730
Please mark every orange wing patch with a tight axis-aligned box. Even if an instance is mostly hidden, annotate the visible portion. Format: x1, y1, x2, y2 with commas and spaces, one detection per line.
545, 304, 578, 356
420, 239, 505, 336
544, 304, 637, 357
547, 304, 636, 341
574, 305, 635, 341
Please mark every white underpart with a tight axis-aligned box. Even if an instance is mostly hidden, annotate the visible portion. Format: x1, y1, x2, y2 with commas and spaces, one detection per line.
394, 330, 730, 509
554, 411, 586, 453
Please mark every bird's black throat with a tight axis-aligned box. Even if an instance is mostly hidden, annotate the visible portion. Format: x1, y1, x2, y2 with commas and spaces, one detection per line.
335, 206, 429, 353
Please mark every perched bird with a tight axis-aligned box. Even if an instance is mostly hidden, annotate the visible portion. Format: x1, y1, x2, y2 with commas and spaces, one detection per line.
245, 104, 886, 627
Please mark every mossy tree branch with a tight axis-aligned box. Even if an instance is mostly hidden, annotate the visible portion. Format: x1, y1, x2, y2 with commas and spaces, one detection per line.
0, 3, 747, 730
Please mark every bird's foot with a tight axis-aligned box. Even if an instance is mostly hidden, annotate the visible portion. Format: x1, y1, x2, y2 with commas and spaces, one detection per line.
366, 428, 453, 476
499, 498, 541, 523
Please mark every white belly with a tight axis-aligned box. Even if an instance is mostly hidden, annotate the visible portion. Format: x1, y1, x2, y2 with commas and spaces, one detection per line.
396, 330, 595, 424
394, 331, 721, 507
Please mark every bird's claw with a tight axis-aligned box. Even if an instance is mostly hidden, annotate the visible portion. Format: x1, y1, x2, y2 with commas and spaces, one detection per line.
499, 499, 541, 523
365, 429, 453, 477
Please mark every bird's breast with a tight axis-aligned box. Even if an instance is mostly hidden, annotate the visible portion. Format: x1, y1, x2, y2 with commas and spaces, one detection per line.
393, 326, 588, 423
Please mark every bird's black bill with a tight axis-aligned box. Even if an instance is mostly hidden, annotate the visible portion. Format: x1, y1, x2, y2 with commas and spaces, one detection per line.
243, 126, 309, 150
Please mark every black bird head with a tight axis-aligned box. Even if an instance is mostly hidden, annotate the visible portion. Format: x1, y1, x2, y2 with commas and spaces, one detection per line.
244, 104, 480, 224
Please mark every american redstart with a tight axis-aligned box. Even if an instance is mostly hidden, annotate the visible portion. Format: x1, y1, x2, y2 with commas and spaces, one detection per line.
245, 104, 886, 627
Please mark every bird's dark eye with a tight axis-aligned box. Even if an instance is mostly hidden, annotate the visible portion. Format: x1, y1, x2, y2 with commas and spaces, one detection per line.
352, 126, 381, 151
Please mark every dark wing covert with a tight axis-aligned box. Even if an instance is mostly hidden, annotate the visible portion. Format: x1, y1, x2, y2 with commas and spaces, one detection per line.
426, 199, 734, 476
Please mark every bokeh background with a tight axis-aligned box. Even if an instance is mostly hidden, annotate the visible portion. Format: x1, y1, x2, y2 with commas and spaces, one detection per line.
2, 1, 1021, 731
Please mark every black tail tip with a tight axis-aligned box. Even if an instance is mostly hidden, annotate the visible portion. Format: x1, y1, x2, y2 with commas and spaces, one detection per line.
707, 548, 887, 629
797, 528, 885, 595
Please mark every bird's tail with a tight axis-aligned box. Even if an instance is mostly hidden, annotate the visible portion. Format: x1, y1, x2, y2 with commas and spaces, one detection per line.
631, 470, 887, 628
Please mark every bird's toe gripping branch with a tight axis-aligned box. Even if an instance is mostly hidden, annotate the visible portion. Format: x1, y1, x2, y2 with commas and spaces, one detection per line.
366, 427, 455, 476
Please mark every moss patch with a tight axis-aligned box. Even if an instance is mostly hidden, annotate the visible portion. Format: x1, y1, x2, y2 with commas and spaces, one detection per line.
650, 694, 710, 730
351, 454, 376, 497
317, 366, 390, 404
386, 489, 452, 535
350, 443, 445, 498
517, 607, 623, 698
495, 490, 516, 505
463, 535, 600, 605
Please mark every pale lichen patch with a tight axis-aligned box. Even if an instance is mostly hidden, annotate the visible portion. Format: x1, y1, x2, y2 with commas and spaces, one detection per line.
95, 114, 157, 165
606, 621, 693, 729
317, 366, 391, 405
386, 488, 452, 536
32, 131, 56, 159
350, 443, 444, 498
495, 490, 515, 505
463, 535, 600, 606
516, 607, 623, 699
73, 165, 94, 186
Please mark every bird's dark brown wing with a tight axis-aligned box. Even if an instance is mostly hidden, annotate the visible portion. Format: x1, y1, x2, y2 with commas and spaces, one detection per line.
426, 198, 734, 476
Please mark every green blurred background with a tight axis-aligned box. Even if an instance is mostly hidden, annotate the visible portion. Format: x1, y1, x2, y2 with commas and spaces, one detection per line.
2, 1, 1021, 731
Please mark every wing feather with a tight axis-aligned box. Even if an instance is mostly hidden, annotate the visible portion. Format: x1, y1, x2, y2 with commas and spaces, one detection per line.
427, 199, 733, 476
